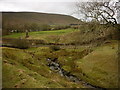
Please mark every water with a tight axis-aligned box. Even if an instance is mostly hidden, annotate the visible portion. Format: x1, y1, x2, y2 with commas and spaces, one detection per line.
46, 58, 106, 89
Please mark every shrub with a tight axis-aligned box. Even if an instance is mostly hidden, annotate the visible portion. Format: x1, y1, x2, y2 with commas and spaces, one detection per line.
12, 39, 30, 49
49, 45, 61, 51
51, 25, 70, 30
40, 24, 51, 31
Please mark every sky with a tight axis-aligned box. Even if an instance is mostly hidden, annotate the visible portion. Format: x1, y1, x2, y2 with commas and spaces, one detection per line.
0, 0, 119, 22
0, 0, 81, 19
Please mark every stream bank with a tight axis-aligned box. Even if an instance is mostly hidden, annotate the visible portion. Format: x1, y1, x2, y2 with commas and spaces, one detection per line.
46, 58, 106, 89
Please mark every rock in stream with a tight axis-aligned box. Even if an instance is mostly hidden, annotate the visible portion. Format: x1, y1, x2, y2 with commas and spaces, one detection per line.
46, 58, 106, 89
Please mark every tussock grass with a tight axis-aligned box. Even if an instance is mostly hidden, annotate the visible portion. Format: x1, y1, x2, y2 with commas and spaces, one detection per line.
75, 40, 118, 88
2, 47, 84, 88
2, 40, 118, 88
2, 24, 119, 88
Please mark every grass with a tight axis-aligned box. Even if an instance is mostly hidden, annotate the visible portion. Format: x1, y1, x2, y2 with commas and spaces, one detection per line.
3, 24, 118, 46
2, 40, 118, 88
74, 40, 118, 88
3, 12, 79, 30
2, 24, 119, 88
3, 28, 80, 44
3, 28, 78, 39
2, 47, 84, 88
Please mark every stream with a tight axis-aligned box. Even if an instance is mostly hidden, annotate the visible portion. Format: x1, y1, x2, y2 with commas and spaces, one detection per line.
46, 58, 106, 89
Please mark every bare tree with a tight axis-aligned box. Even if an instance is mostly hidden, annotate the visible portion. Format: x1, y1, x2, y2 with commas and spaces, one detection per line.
76, 0, 120, 24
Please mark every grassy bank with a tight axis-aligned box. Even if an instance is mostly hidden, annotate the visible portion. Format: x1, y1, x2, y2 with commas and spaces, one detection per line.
2, 40, 118, 88
2, 47, 84, 88
74, 40, 118, 88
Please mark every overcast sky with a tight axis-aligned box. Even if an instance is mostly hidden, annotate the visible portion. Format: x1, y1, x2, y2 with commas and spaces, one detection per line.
0, 0, 119, 22
0, 0, 82, 19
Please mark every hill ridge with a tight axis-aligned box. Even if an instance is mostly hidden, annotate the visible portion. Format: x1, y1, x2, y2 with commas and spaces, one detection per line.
2, 12, 79, 25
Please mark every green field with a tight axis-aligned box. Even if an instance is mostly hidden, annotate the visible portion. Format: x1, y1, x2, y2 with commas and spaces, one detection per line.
3, 28, 79, 44
4, 28, 77, 38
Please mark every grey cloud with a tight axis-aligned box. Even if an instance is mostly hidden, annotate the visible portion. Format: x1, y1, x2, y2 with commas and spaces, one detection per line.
0, 0, 86, 19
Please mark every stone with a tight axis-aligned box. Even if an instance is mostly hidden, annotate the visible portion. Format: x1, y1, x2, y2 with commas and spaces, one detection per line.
59, 70, 64, 76
50, 66, 55, 70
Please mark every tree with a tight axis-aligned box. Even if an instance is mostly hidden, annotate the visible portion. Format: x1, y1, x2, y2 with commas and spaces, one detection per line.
76, 0, 120, 24
30, 23, 39, 31
24, 23, 31, 30
25, 30, 29, 38
40, 24, 51, 31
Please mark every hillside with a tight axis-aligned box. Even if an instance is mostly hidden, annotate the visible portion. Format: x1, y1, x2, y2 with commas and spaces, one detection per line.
2, 47, 84, 88
2, 12, 79, 25
2, 40, 118, 88
2, 17, 119, 88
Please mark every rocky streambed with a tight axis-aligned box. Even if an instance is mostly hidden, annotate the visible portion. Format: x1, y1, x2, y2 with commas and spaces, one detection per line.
46, 58, 106, 89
